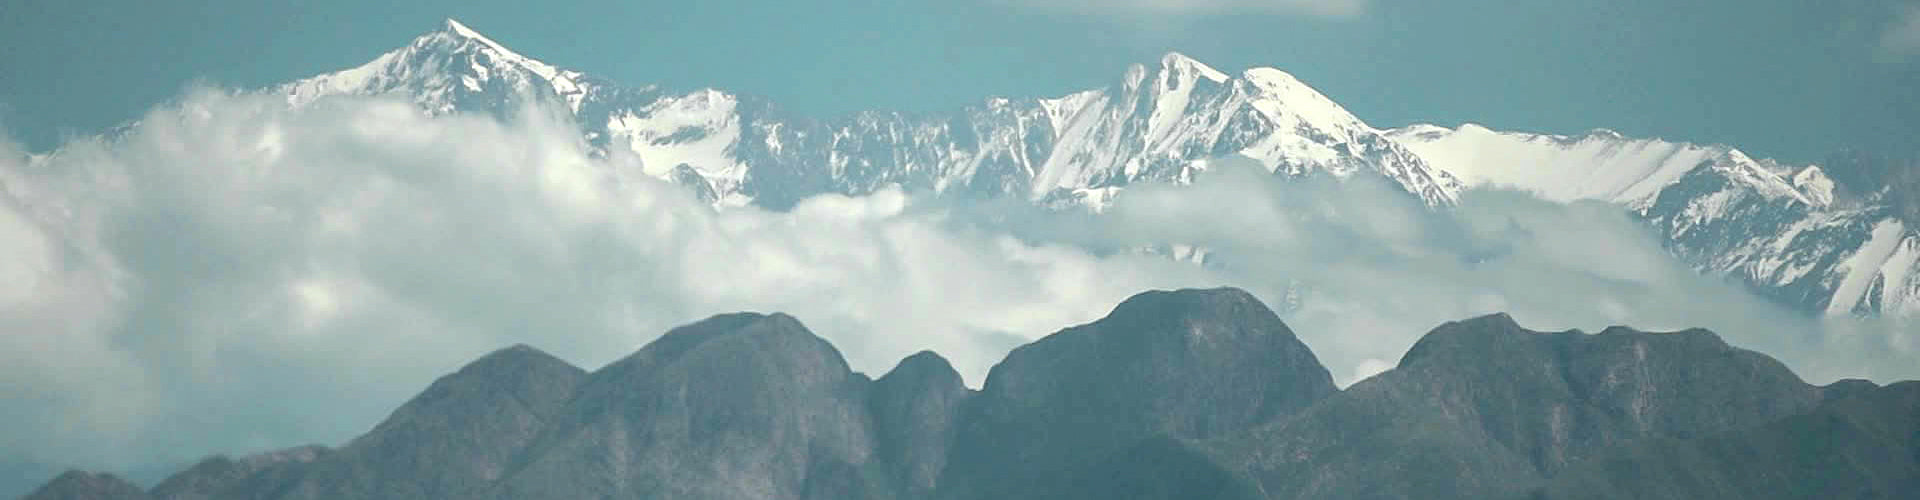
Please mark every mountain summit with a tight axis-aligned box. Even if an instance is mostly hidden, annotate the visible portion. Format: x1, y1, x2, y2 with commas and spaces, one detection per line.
269, 20, 1919, 316
278, 21, 1464, 209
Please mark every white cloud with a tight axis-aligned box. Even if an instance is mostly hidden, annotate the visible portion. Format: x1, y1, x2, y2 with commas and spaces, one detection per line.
0, 90, 1912, 480
0, 90, 1211, 470
998, 158, 1917, 392
1886, 3, 1920, 56
1002, 0, 1367, 18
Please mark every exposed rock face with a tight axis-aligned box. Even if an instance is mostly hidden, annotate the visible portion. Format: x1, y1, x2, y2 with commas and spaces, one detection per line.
22, 471, 150, 500
866, 351, 971, 498
278, 344, 586, 499
940, 287, 1337, 498
489, 313, 886, 499
668, 163, 719, 205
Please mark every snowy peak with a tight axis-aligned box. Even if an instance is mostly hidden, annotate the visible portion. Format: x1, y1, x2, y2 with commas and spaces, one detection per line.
1238, 66, 1370, 140
433, 18, 573, 85
1156, 51, 1230, 84
1019, 52, 1462, 206
282, 18, 593, 114
441, 18, 509, 52
276, 25, 1469, 208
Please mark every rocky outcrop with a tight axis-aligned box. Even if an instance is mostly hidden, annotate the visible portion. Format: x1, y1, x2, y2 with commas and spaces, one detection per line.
866, 351, 971, 497
489, 313, 885, 499
939, 287, 1337, 498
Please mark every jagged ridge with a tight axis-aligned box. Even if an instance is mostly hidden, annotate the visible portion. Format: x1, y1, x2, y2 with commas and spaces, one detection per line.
272, 19, 1919, 316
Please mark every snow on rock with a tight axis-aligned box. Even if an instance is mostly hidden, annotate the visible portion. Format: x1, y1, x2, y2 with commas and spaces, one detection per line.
267, 20, 1915, 318
1384, 124, 1716, 206
1792, 166, 1837, 207
284, 22, 1463, 209
1878, 234, 1920, 315
1385, 124, 1823, 210
607, 89, 745, 184
281, 18, 598, 115
1385, 121, 1920, 316
1829, 219, 1909, 314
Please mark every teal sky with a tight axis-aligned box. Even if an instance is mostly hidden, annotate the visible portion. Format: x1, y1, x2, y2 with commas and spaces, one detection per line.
2, 0, 1916, 164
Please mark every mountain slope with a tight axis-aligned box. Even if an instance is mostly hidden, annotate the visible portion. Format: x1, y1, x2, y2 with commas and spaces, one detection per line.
21, 471, 150, 500
149, 445, 329, 500
1531, 381, 1920, 499
1389, 124, 1920, 315
268, 344, 585, 499
866, 351, 972, 498
489, 313, 885, 499
1191, 313, 1833, 499
22, 291, 1919, 499
272, 19, 1920, 316
280, 20, 1463, 210
939, 287, 1337, 499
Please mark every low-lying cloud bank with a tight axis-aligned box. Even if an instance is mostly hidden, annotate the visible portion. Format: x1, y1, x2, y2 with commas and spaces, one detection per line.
0, 90, 1911, 479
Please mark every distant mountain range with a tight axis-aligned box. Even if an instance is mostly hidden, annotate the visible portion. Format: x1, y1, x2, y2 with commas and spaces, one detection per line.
243, 19, 1920, 317
25, 287, 1916, 499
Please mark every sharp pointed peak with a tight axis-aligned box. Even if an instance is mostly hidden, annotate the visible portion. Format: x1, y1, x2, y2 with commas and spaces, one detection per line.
441, 18, 485, 39
1157, 51, 1230, 82
409, 17, 567, 81
427, 17, 519, 58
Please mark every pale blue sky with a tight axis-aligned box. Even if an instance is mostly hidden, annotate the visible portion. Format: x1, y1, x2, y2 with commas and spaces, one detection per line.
2, 0, 1917, 164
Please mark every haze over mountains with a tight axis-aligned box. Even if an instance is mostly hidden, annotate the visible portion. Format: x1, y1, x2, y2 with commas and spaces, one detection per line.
24, 288, 1917, 499
6, 18, 1920, 499
280, 19, 1918, 317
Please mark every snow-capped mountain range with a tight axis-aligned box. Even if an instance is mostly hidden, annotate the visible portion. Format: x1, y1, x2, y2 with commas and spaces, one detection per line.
280, 19, 1917, 316
1391, 125, 1917, 316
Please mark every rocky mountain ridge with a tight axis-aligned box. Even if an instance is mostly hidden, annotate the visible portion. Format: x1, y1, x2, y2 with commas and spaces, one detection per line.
26, 288, 1916, 499
263, 19, 1918, 317
277, 19, 1464, 210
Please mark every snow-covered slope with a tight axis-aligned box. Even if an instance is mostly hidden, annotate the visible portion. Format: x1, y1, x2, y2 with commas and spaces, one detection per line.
283, 19, 603, 116
1387, 124, 1920, 316
281, 20, 1461, 210
276, 19, 1916, 316
1386, 124, 1817, 208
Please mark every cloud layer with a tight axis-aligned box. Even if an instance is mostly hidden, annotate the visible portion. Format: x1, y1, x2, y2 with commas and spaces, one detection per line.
0, 91, 1212, 471
1, 90, 1912, 479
